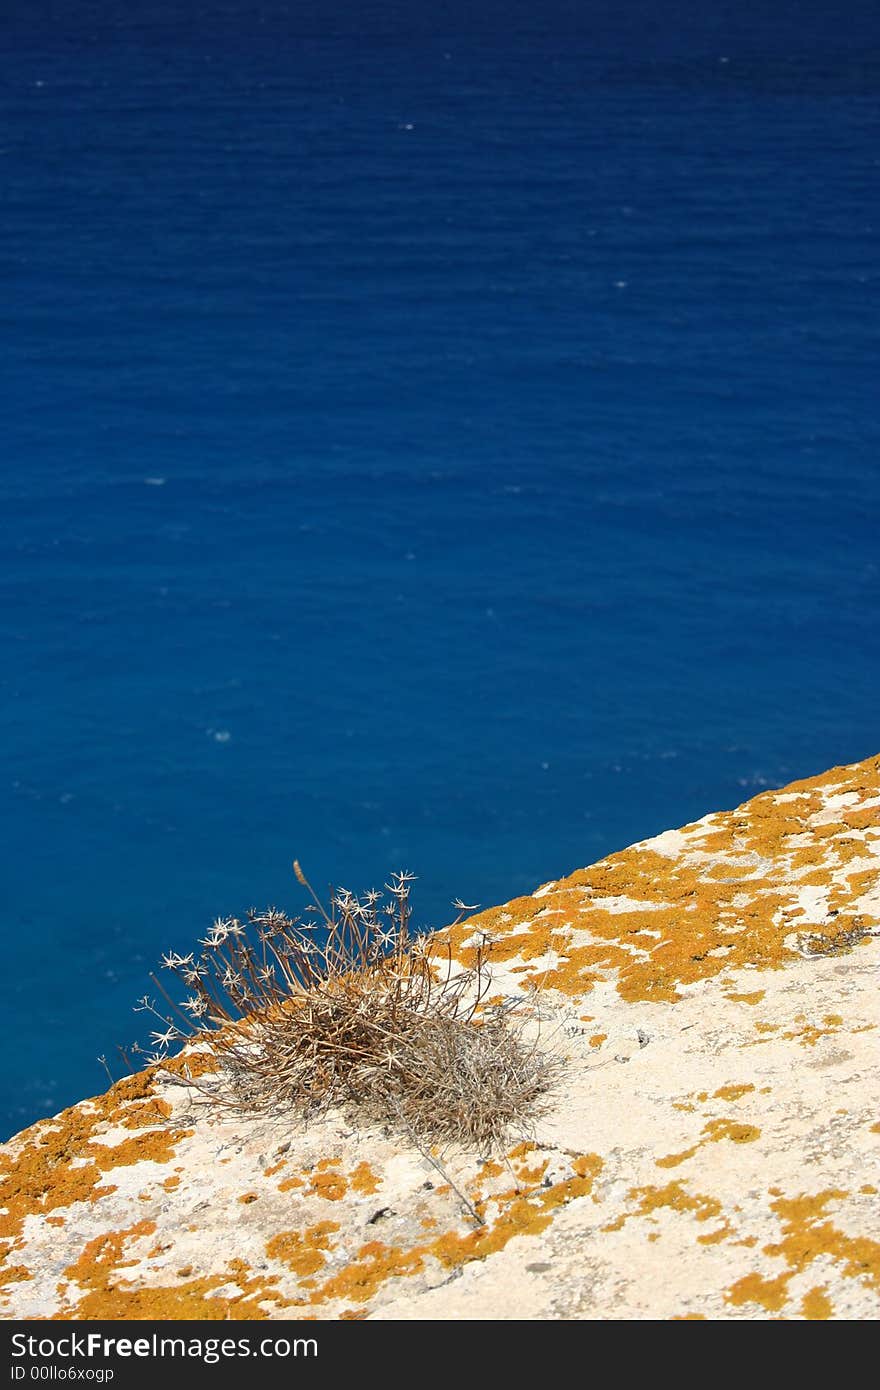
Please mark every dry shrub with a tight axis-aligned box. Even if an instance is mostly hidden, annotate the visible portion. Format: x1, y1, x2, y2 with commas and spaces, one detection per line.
135, 864, 562, 1153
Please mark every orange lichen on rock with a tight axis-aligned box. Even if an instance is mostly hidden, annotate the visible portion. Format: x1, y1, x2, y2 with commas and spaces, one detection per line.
726, 1271, 790, 1312
0, 1071, 191, 1243
311, 1239, 425, 1306
801, 1286, 834, 1319
309, 1171, 348, 1201
656, 1111, 759, 1169
0, 1260, 32, 1287
88, 1132, 191, 1171
655, 1147, 698, 1169
764, 1190, 880, 1293
508, 1143, 549, 1188
725, 1188, 879, 1316
630, 1181, 723, 1225
781, 1014, 845, 1047
57, 1223, 286, 1321
118, 1098, 173, 1129
443, 756, 879, 1004
696, 1223, 734, 1246
159, 1050, 218, 1081
349, 1163, 380, 1196
701, 1119, 761, 1145
302, 1152, 603, 1310
428, 1162, 600, 1273
430, 1157, 603, 1271
713, 1084, 755, 1102
266, 1222, 339, 1278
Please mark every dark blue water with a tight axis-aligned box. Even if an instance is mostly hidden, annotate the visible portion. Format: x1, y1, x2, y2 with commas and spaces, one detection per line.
2, 1, 878, 1139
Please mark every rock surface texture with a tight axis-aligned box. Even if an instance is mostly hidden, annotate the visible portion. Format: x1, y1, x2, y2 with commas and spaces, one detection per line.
2, 755, 878, 1321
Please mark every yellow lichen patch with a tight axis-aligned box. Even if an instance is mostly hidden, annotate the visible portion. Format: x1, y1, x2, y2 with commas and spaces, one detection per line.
701, 1119, 761, 1145
60, 1221, 157, 1312
796, 918, 876, 957
311, 1240, 425, 1306
764, 1190, 880, 1293
861, 1185, 877, 1195
91, 1131, 191, 1171
278, 1175, 304, 1192
589, 1034, 607, 1048
673, 1312, 706, 1319
839, 808, 880, 830
118, 1098, 173, 1129
0, 1072, 191, 1243
238, 1193, 258, 1204
0, 1259, 32, 1287
162, 1175, 180, 1192
726, 1271, 790, 1313
309, 1171, 347, 1202
160, 1050, 218, 1081
572, 1154, 602, 1181
725, 991, 765, 1005
782, 1016, 844, 1047
349, 1163, 380, 1196
266, 1222, 339, 1278
304, 1154, 602, 1310
697, 1223, 734, 1246
507, 1141, 537, 1160
432, 1159, 603, 1270
508, 1145, 549, 1187
630, 1181, 723, 1225
713, 1084, 755, 1102
444, 755, 880, 1004
801, 1286, 834, 1319
656, 1147, 698, 1169
57, 1225, 288, 1321
58, 1255, 282, 1321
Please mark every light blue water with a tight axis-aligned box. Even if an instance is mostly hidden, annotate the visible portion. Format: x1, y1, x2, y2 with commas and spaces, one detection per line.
2, 1, 878, 1138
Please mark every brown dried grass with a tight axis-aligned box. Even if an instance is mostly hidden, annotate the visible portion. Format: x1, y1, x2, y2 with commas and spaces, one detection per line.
135, 864, 562, 1153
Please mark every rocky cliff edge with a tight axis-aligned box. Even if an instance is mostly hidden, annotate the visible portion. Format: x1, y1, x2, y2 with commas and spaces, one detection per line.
2, 754, 878, 1320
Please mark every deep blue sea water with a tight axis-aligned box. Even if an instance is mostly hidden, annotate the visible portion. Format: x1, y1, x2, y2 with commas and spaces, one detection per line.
2, 1, 878, 1139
